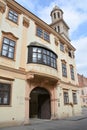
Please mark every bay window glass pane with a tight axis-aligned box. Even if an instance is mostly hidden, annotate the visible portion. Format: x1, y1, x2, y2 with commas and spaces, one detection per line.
33, 47, 38, 52
43, 49, 47, 54
43, 55, 47, 64
38, 54, 41, 58
3, 92, 8, 104
33, 53, 37, 57
38, 48, 41, 53
47, 51, 50, 55
32, 58, 37, 62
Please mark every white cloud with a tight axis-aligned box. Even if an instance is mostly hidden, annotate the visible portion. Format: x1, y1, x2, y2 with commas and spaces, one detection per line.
72, 36, 87, 76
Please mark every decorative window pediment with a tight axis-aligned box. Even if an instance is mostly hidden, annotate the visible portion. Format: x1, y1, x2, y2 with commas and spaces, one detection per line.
23, 17, 30, 28
0, 1, 6, 13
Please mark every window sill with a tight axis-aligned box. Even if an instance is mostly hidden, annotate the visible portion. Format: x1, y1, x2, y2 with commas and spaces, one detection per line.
0, 105, 12, 107
6, 17, 19, 26
0, 55, 16, 61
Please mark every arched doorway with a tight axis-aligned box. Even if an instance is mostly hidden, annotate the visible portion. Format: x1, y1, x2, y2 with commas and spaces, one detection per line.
30, 87, 51, 119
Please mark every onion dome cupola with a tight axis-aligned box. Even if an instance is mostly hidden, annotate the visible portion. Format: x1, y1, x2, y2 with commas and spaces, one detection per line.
50, 5, 70, 41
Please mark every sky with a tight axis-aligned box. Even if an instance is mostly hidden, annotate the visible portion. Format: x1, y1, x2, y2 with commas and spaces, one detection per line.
15, 0, 87, 77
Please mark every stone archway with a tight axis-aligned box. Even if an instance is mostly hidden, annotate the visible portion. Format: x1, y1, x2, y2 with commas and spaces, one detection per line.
29, 87, 51, 119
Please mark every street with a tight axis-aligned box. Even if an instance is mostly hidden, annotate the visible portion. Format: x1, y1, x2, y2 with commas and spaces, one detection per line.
0, 107, 87, 130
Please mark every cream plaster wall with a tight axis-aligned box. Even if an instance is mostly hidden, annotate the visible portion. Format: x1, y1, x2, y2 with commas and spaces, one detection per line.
0, 78, 26, 124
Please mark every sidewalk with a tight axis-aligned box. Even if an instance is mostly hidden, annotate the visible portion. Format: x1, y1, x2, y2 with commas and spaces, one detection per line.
65, 107, 87, 121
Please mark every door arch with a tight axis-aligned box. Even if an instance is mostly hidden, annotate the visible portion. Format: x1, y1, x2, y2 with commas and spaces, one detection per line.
29, 87, 51, 119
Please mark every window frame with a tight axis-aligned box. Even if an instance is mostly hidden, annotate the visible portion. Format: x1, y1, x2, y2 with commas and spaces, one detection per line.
70, 66, 75, 80
60, 43, 64, 52
62, 62, 67, 77
72, 92, 77, 104
63, 91, 69, 105
28, 46, 57, 69
0, 83, 11, 106
36, 26, 50, 42
1, 37, 16, 60
54, 13, 56, 19
8, 9, 18, 24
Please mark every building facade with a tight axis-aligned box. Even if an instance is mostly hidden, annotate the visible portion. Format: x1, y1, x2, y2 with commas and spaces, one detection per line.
78, 74, 87, 107
0, 0, 81, 127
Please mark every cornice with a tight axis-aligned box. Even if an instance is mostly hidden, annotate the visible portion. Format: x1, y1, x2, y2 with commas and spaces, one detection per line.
60, 80, 79, 88
0, 65, 26, 75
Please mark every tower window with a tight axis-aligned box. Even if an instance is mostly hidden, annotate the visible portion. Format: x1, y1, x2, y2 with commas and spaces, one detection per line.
58, 26, 60, 32
58, 12, 60, 18
54, 13, 56, 19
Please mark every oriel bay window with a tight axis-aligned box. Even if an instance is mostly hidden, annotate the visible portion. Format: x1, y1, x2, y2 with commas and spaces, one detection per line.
1, 37, 15, 59
36, 26, 50, 42
0, 83, 11, 105
28, 45, 57, 69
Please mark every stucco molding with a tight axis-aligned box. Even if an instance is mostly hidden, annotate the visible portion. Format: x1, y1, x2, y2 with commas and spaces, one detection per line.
23, 17, 30, 28
0, 1, 6, 13
2, 31, 19, 40
0, 65, 26, 75
0, 76, 14, 81
60, 80, 79, 88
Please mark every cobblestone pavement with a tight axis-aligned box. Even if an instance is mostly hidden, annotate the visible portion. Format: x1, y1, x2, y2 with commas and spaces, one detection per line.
0, 107, 87, 130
